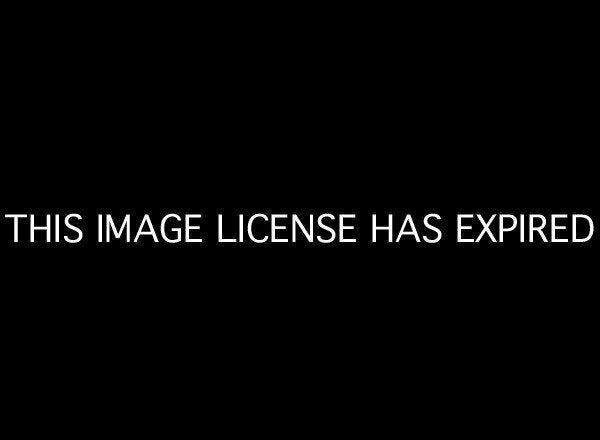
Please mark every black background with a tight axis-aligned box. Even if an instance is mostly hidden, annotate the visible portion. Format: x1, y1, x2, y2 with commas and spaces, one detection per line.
1, 6, 597, 434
